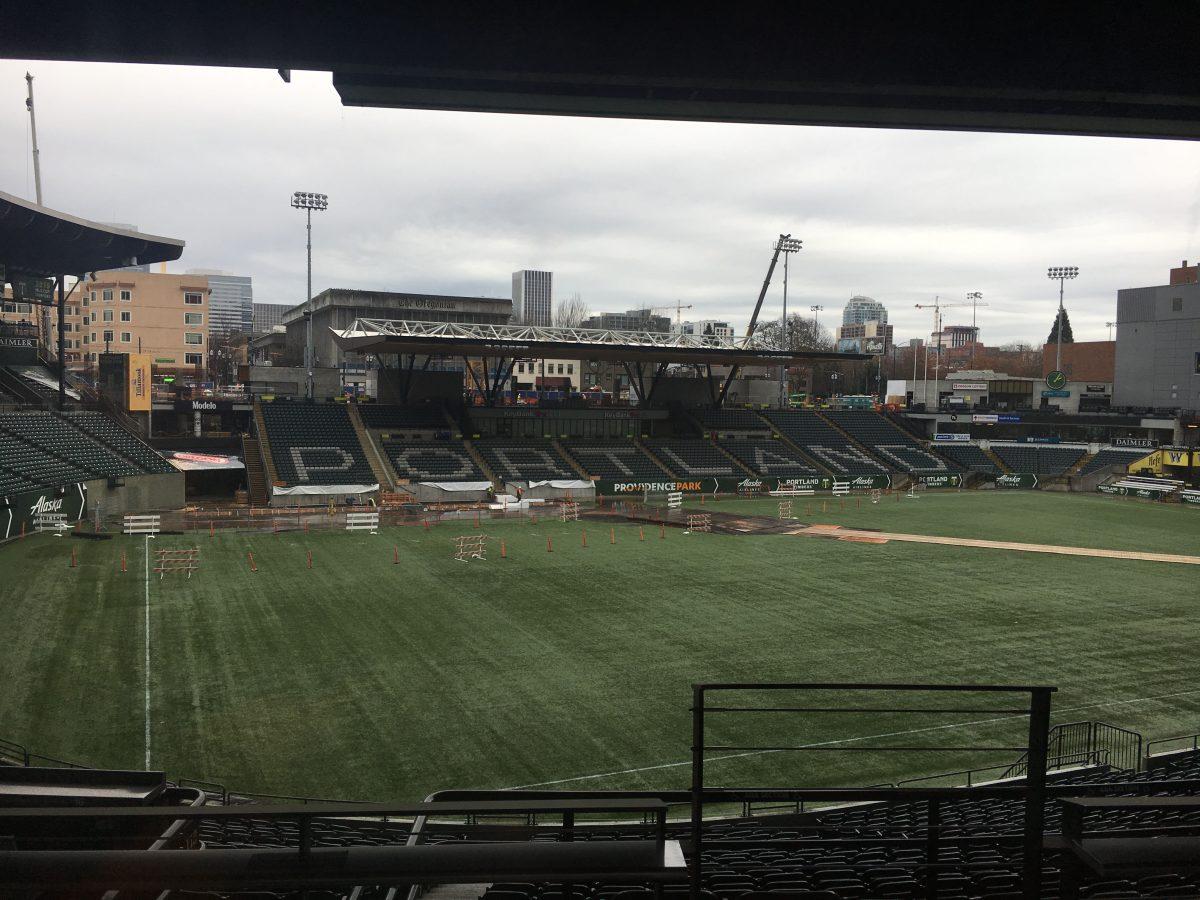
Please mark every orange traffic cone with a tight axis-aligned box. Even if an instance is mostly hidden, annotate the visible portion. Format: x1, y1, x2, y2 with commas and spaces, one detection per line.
500, 540, 507, 559
581, 530, 588, 548
70, 547, 77, 568
610, 527, 616, 544
393, 546, 399, 565
248, 552, 257, 572
306, 549, 312, 569
547, 536, 553, 553
120, 550, 126, 573
639, 526, 645, 542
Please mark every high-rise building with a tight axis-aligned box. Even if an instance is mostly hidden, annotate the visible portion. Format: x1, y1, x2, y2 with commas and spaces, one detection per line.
1114, 262, 1200, 410
512, 270, 552, 326
675, 319, 735, 340
253, 302, 291, 334
836, 320, 893, 354
842, 295, 888, 326
187, 270, 253, 338
582, 309, 672, 333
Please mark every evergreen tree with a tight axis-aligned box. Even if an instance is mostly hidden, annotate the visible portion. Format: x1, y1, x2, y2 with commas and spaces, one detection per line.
1047, 309, 1075, 344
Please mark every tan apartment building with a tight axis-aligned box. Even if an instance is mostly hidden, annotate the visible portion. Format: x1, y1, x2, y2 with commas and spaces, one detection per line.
68, 271, 211, 374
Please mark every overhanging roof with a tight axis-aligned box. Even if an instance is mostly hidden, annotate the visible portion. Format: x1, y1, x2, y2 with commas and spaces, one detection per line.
332, 319, 868, 367
0, 190, 185, 281
7, 5, 1200, 140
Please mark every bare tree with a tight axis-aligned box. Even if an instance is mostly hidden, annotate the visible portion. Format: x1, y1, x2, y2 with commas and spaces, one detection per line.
554, 292, 590, 328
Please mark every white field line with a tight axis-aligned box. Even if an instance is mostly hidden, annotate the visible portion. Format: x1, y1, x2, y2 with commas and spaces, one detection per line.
144, 534, 151, 770
502, 687, 1200, 790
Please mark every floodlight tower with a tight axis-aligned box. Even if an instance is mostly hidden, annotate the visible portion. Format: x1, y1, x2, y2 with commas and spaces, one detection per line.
776, 236, 803, 407
292, 191, 328, 399
1047, 266, 1078, 373
966, 291, 983, 365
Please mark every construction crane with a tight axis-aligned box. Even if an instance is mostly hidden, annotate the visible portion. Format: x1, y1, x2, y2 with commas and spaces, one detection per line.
634, 300, 694, 327
914, 296, 990, 407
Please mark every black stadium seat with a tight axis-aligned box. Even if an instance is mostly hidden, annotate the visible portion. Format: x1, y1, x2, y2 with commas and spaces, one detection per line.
385, 440, 487, 481
474, 439, 577, 481
821, 411, 959, 474
644, 439, 737, 476
761, 411, 889, 476
259, 401, 376, 486
561, 439, 672, 481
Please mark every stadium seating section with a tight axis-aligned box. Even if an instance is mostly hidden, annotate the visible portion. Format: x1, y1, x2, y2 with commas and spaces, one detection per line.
719, 437, 821, 476
0, 410, 172, 495
259, 402, 376, 486
762, 411, 890, 476
822, 410, 958, 473
357, 404, 446, 430
934, 443, 1000, 475
474, 439, 578, 481
384, 439, 488, 481
644, 439, 738, 476
992, 444, 1086, 476
1079, 448, 1151, 475
561, 439, 673, 481
698, 409, 770, 431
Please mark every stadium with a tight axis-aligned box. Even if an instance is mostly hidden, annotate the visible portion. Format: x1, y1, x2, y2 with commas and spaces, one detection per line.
4, 6, 1200, 900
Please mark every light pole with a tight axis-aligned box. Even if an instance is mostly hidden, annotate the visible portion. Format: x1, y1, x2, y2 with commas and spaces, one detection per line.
777, 236, 802, 408
292, 191, 328, 399
1106, 321, 1115, 341
810, 304, 823, 337
966, 291, 983, 366
1047, 266, 1078, 374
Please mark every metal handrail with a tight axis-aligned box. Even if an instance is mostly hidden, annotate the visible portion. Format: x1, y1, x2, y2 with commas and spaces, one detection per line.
899, 750, 1109, 788
1146, 732, 1200, 758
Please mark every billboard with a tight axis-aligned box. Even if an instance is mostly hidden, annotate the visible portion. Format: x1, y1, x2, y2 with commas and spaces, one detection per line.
2, 483, 88, 539
934, 433, 971, 442
995, 473, 1038, 489
127, 353, 152, 412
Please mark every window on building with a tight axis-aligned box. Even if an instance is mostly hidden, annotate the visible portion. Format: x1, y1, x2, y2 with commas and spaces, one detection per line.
120, 311, 131, 322
102, 289, 113, 302
89, 291, 96, 303
82, 334, 88, 345
120, 332, 131, 343
63, 323, 72, 333
102, 330, 114, 343
102, 309, 114, 322
185, 352, 203, 366
1173, 297, 1184, 312
557, 364, 564, 374
82, 297, 89, 307
90, 332, 96, 341
567, 364, 573, 374
73, 340, 80, 349
68, 306, 77, 316
185, 332, 203, 345
120, 290, 131, 302
185, 312, 203, 325
185, 292, 203, 305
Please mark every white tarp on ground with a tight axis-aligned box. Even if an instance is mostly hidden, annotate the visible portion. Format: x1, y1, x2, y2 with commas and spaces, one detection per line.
168, 451, 245, 472
527, 480, 593, 490
506, 479, 596, 500
416, 481, 493, 492
489, 495, 546, 510
272, 483, 379, 496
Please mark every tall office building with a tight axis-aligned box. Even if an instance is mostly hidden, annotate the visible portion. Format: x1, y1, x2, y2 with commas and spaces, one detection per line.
188, 270, 253, 338
253, 302, 290, 334
512, 270, 553, 326
842, 295, 888, 326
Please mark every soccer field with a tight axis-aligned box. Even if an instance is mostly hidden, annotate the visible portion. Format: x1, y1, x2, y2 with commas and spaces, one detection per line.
1, 490, 1198, 801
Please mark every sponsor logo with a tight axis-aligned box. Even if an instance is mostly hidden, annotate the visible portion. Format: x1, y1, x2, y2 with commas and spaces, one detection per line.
612, 480, 703, 493
1114, 437, 1156, 449
29, 495, 64, 516
921, 474, 961, 487
191, 400, 217, 411
737, 478, 763, 489
996, 473, 1038, 488
952, 382, 987, 391
934, 433, 971, 442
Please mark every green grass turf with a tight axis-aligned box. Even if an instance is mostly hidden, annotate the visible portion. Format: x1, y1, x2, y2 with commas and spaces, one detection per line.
0, 491, 1198, 801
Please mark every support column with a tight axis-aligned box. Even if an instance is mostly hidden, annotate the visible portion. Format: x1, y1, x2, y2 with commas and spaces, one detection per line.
56, 275, 65, 411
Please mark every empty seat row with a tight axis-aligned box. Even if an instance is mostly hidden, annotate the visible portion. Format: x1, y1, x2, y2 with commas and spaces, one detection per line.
1079, 448, 1150, 475
820, 411, 958, 473
644, 439, 737, 476
384, 440, 488, 481
259, 402, 376, 486
934, 443, 999, 474
474, 439, 578, 481
991, 445, 1086, 475
719, 438, 821, 476
760, 411, 889, 476
560, 440, 672, 481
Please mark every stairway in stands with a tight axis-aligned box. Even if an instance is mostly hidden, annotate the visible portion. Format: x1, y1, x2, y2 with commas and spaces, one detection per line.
241, 435, 270, 506
981, 445, 1010, 473
814, 410, 896, 467
635, 437, 682, 479
1067, 451, 1097, 475
251, 399, 280, 488
347, 404, 396, 490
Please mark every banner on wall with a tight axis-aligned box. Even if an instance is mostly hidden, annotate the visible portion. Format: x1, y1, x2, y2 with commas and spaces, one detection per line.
934, 433, 971, 442
127, 353, 152, 412
592, 474, 893, 495
994, 473, 1038, 489
2, 483, 87, 540
920, 474, 963, 488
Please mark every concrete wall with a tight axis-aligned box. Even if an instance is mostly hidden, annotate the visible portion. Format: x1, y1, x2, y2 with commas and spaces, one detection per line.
1115, 281, 1200, 409
85, 472, 186, 517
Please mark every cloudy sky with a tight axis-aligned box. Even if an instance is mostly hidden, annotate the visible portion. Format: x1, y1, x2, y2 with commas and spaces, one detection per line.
3, 60, 1200, 345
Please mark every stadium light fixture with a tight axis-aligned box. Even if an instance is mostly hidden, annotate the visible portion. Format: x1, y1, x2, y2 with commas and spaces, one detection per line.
776, 236, 803, 408
292, 191, 329, 398
1047, 266, 1079, 374
966, 291, 983, 365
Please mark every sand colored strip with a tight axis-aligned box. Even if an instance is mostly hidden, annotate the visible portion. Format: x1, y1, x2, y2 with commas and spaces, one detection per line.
801, 525, 1200, 566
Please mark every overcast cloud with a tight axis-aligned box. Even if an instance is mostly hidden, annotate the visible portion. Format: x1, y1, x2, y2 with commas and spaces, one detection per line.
3, 60, 1200, 346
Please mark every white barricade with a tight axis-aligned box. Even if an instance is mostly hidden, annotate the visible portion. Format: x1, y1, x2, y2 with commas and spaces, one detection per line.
768, 488, 815, 497
123, 514, 161, 536
666, 491, 683, 510
346, 511, 380, 534
831, 481, 850, 496
35, 512, 70, 535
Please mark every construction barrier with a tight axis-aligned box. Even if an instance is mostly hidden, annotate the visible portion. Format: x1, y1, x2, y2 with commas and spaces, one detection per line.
153, 548, 200, 580
560, 500, 580, 522
831, 481, 850, 497
34, 512, 70, 535
454, 534, 488, 562
667, 491, 683, 510
345, 511, 380, 534
686, 513, 712, 533
123, 514, 161, 536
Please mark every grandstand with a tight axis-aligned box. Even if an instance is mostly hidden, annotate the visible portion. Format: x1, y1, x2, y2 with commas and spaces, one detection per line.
358, 403, 447, 431
643, 438, 742, 477
719, 436, 823, 476
992, 444, 1088, 476
935, 443, 1002, 475
822, 410, 959, 474
384, 438, 488, 481
473, 438, 578, 481
762, 410, 891, 476
1079, 448, 1152, 476
258, 401, 376, 486
561, 438, 673, 481
695, 408, 771, 432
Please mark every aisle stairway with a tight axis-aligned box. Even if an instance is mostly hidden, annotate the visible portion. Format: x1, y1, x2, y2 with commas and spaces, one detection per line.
241, 435, 269, 506
347, 404, 396, 490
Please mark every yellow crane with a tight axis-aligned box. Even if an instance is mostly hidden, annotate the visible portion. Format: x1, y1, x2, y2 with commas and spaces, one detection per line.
635, 300, 694, 327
